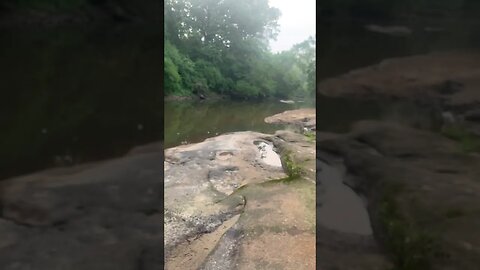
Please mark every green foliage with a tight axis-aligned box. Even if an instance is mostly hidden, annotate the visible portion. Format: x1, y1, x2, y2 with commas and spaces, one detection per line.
164, 0, 315, 99
304, 131, 316, 142
379, 183, 437, 270
444, 208, 465, 219
194, 59, 225, 92
441, 126, 480, 153
164, 40, 207, 95
281, 152, 303, 179
164, 54, 182, 95
235, 80, 260, 98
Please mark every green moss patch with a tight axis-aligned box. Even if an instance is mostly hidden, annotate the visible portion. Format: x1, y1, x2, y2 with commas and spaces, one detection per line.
444, 208, 466, 219
280, 151, 304, 180
442, 126, 480, 153
378, 182, 438, 270
304, 131, 316, 142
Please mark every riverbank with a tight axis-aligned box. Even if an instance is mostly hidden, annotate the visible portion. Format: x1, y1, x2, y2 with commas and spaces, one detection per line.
317, 50, 480, 269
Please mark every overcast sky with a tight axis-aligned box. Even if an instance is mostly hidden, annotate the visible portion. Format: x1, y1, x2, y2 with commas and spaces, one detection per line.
268, 0, 316, 53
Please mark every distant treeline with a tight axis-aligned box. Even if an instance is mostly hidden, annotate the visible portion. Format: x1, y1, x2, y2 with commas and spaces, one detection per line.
319, 0, 480, 21
164, 0, 315, 100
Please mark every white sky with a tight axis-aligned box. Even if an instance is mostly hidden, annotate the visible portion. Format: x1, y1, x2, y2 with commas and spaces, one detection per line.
268, 0, 316, 53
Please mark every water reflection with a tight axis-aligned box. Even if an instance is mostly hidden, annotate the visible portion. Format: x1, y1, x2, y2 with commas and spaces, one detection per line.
165, 96, 439, 150
0, 25, 162, 179
164, 100, 314, 148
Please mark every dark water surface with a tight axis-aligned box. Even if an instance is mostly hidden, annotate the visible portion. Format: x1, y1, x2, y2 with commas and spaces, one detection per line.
164, 100, 314, 148
165, 96, 442, 149
0, 25, 162, 179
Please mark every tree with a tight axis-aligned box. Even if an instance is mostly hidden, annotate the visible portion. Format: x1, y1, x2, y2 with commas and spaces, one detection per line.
163, 0, 315, 99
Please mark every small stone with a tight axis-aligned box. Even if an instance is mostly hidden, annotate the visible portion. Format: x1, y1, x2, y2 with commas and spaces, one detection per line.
462, 242, 473, 251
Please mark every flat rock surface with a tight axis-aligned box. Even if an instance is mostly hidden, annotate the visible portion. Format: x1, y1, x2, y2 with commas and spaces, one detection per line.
265, 108, 316, 130
165, 130, 316, 269
0, 145, 163, 270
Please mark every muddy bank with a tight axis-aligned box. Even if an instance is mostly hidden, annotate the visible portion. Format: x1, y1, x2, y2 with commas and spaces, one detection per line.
164, 110, 316, 269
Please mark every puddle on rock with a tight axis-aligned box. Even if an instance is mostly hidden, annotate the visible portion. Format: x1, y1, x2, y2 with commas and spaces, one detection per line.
254, 141, 282, 168
317, 158, 373, 235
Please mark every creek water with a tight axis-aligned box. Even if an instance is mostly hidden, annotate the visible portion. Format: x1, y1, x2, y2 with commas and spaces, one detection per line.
165, 96, 441, 149
164, 99, 314, 148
